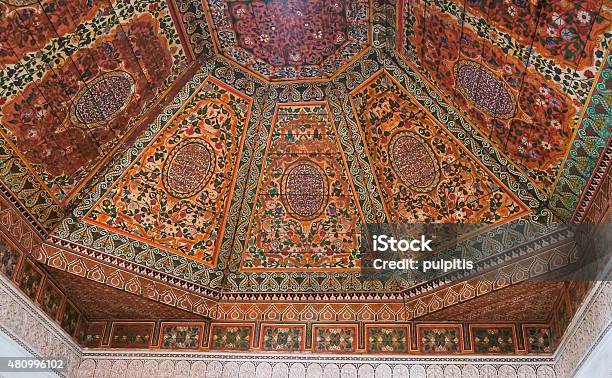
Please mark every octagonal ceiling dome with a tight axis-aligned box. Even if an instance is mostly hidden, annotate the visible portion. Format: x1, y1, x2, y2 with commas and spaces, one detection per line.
0, 0, 609, 358
205, 0, 371, 81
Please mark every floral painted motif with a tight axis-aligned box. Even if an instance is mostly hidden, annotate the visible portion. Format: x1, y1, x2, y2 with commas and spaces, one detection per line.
1, 12, 180, 200
351, 70, 529, 223
206, 0, 370, 80
243, 104, 362, 269
210, 325, 251, 351
464, 0, 610, 69
0, 0, 105, 64
87, 79, 251, 264
230, 0, 347, 66
401, 1, 579, 192
472, 327, 515, 354
261, 325, 303, 351
0, 240, 19, 279
110, 323, 154, 348
367, 327, 409, 353
419, 327, 461, 353
39, 281, 63, 319
82, 322, 105, 348
18, 261, 42, 300
526, 327, 553, 353
161, 325, 202, 349
60, 301, 80, 337
314, 326, 356, 352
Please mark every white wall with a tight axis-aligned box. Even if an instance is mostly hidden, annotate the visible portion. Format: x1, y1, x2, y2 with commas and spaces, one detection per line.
573, 325, 612, 378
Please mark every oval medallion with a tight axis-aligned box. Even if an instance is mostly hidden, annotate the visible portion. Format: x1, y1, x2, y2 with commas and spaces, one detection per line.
454, 60, 517, 119
389, 131, 440, 192
282, 160, 328, 220
163, 139, 215, 199
70, 70, 135, 127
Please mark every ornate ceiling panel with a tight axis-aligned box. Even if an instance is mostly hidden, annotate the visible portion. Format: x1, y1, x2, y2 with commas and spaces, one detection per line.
461, 0, 608, 70
86, 78, 251, 265
0, 0, 190, 210
1, 1, 108, 65
47, 48, 584, 299
350, 69, 530, 223
0, 0, 609, 356
204, 0, 371, 81
243, 103, 363, 270
397, 0, 610, 195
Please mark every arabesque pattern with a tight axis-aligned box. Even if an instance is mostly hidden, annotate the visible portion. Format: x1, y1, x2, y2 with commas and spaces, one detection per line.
350, 70, 529, 223
243, 103, 362, 270
87, 78, 251, 264
0, 0, 608, 359
205, 0, 370, 80
399, 0, 582, 192
0, 1, 188, 201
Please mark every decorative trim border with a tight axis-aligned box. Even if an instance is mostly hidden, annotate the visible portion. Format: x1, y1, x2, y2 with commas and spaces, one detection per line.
0, 191, 44, 254
1, 273, 611, 377
555, 53, 612, 222
73, 351, 556, 378
36, 243, 219, 318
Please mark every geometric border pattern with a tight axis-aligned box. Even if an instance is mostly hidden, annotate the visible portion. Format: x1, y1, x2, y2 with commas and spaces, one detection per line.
555, 53, 612, 222
75, 354, 556, 377
75, 317, 559, 355
1, 236, 611, 377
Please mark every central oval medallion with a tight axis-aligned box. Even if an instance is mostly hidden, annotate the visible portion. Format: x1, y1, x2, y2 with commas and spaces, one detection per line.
163, 139, 215, 199
70, 70, 135, 127
454, 60, 517, 119
282, 160, 327, 220
389, 131, 440, 192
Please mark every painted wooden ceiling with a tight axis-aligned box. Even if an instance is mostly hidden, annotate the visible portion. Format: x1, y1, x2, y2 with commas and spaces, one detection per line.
0, 0, 609, 353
